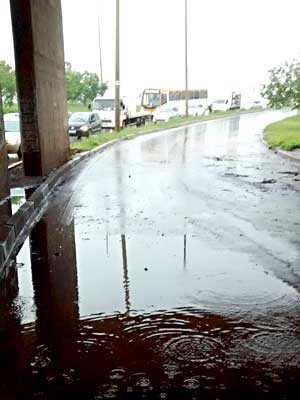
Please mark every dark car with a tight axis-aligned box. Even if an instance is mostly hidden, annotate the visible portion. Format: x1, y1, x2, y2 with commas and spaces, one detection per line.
68, 112, 101, 138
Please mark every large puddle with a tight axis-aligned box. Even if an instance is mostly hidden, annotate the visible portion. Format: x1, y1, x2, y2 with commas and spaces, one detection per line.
1, 217, 300, 398
1, 112, 300, 398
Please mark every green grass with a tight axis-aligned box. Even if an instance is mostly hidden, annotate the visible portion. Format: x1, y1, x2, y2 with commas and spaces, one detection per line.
264, 116, 300, 150
2, 102, 88, 114
3, 103, 19, 114
71, 108, 257, 154
67, 102, 89, 113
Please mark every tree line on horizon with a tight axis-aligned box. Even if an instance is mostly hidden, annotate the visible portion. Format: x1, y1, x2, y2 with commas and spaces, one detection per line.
0, 60, 108, 110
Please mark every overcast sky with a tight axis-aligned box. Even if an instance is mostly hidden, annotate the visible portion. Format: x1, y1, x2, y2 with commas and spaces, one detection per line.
1, 0, 300, 98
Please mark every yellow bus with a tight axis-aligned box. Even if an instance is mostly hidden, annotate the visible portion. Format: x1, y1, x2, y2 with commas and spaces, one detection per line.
141, 88, 208, 115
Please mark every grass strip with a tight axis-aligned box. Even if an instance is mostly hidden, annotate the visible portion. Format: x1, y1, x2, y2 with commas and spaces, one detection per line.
264, 116, 300, 150
71, 108, 261, 154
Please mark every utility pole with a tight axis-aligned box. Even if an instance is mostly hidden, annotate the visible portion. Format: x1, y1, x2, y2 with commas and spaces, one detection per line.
98, 16, 103, 83
115, 0, 121, 131
185, 0, 189, 118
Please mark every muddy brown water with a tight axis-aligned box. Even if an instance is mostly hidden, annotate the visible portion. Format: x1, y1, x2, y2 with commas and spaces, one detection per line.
1, 111, 300, 399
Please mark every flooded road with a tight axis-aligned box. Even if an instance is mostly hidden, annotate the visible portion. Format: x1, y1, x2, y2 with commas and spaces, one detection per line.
1, 111, 300, 399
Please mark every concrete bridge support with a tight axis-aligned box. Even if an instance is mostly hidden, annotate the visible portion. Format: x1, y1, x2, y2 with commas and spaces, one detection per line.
0, 90, 11, 236
10, 0, 70, 176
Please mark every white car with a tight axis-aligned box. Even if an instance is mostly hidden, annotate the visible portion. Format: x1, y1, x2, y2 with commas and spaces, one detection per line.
211, 99, 230, 112
242, 99, 267, 110
4, 113, 22, 157
153, 106, 179, 123
179, 103, 208, 117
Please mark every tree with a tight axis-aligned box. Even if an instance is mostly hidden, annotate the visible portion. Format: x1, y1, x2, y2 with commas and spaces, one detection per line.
80, 71, 100, 105
65, 63, 108, 105
262, 59, 300, 113
98, 81, 108, 97
65, 62, 82, 102
0, 60, 16, 105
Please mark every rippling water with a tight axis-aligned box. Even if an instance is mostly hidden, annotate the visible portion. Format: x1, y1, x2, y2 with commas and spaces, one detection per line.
1, 215, 300, 398
1, 112, 300, 398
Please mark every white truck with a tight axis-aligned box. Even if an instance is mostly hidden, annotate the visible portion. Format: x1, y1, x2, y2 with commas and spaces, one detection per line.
92, 95, 148, 130
211, 92, 241, 112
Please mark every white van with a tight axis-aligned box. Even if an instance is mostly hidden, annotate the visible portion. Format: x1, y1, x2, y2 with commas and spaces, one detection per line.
211, 99, 230, 112
211, 92, 241, 112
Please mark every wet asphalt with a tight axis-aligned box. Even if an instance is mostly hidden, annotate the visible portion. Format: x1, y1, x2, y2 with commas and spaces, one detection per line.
2, 110, 300, 399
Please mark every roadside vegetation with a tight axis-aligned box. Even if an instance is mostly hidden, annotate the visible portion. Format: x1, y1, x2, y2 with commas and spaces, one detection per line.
67, 102, 89, 113
1, 59, 108, 113
261, 57, 300, 151
71, 108, 263, 154
262, 57, 300, 113
264, 116, 300, 150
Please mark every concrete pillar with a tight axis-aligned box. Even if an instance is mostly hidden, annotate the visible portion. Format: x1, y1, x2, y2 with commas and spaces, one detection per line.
10, 0, 70, 176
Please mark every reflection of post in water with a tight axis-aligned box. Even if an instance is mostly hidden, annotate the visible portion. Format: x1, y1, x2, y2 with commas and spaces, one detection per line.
29, 216, 79, 364
0, 258, 23, 398
193, 123, 207, 157
114, 147, 126, 232
106, 232, 109, 256
183, 234, 187, 269
227, 116, 240, 156
182, 127, 189, 164
121, 234, 130, 314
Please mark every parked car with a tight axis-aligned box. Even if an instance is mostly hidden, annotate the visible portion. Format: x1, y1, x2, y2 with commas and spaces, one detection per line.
189, 103, 208, 116
241, 99, 267, 110
3, 113, 22, 158
153, 105, 180, 123
211, 99, 230, 112
178, 102, 208, 117
68, 112, 102, 138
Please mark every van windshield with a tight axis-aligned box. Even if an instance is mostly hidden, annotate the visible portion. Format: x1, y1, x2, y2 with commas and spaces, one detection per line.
94, 99, 115, 111
4, 120, 20, 132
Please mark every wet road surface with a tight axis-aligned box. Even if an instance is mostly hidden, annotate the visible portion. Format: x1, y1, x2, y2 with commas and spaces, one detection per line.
1, 111, 300, 399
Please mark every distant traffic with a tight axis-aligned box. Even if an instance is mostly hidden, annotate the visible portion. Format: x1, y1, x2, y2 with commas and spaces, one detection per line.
4, 88, 267, 159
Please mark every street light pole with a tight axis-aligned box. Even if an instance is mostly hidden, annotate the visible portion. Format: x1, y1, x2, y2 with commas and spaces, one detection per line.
98, 16, 103, 83
115, 0, 121, 131
185, 0, 189, 118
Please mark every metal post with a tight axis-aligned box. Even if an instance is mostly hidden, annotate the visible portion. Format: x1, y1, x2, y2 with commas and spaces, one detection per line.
185, 0, 189, 118
0, 83, 9, 200
115, 0, 120, 131
98, 16, 103, 83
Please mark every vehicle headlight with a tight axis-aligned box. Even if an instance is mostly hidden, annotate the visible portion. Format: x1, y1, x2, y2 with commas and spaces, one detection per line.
79, 125, 89, 132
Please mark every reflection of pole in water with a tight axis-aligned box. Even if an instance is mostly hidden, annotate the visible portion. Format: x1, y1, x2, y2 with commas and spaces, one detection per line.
29, 217, 79, 359
114, 148, 126, 232
121, 234, 130, 314
183, 234, 187, 269
106, 232, 109, 256
226, 116, 240, 157
182, 127, 188, 164
0, 257, 22, 398
114, 149, 131, 313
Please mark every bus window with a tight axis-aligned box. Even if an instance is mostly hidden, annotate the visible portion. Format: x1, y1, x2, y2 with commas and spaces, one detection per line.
162, 94, 167, 105
142, 92, 161, 108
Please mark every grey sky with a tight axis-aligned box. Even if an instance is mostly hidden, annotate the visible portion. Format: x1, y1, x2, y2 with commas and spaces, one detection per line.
1, 0, 300, 98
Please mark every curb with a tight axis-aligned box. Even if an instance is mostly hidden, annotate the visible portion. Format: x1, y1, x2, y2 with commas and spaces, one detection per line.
0, 139, 119, 275
0, 109, 272, 274
261, 131, 300, 164
275, 148, 300, 163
